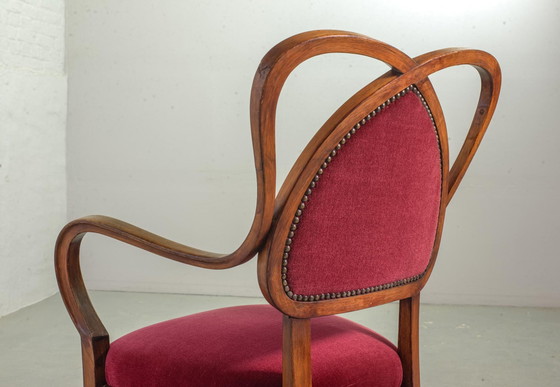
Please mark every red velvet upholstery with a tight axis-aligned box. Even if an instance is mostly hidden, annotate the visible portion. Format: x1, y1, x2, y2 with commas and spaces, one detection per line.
106, 305, 402, 387
287, 91, 441, 295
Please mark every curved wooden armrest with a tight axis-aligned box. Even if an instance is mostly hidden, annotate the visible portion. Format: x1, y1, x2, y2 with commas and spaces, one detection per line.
55, 214, 270, 386
55, 215, 262, 340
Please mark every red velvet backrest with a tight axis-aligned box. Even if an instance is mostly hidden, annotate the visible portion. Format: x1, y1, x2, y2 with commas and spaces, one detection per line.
281, 86, 442, 302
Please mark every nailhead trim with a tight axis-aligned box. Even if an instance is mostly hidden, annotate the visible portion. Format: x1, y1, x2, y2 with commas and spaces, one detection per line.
282, 85, 441, 302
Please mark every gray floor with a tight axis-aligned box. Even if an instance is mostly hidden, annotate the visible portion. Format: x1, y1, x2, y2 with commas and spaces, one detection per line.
0, 291, 558, 386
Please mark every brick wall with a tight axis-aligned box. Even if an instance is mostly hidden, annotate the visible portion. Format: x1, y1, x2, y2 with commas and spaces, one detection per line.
0, 0, 67, 316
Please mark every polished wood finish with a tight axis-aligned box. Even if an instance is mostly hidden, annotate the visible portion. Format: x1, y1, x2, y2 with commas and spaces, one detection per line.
55, 30, 501, 387
283, 317, 312, 387
399, 294, 421, 387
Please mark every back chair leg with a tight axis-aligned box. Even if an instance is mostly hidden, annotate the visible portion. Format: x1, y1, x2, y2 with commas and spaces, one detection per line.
283, 316, 312, 387
398, 293, 421, 387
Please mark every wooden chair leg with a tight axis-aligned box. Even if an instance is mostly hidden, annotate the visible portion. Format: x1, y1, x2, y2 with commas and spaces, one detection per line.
81, 336, 110, 387
283, 316, 312, 387
398, 293, 421, 387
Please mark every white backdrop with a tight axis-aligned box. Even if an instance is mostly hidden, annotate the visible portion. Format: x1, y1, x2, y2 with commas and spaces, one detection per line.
67, 0, 560, 307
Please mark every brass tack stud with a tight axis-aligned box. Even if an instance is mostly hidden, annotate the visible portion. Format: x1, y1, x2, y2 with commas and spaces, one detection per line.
351, 128, 356, 134
287, 291, 293, 297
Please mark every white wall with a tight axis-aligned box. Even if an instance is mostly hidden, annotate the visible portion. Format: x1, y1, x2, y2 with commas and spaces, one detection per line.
67, 0, 560, 307
0, 0, 66, 317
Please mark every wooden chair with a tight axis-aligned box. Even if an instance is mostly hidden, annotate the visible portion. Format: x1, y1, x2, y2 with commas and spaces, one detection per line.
55, 30, 501, 387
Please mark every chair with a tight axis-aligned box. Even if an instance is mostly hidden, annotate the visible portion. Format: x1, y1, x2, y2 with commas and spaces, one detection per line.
55, 30, 501, 387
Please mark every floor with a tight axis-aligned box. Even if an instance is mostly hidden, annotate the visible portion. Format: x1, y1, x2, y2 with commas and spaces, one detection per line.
0, 291, 558, 386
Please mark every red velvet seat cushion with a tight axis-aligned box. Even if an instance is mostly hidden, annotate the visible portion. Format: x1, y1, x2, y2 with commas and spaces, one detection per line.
106, 305, 402, 387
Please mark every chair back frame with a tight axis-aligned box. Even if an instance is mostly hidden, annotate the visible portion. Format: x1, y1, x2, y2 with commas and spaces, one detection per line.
255, 31, 500, 320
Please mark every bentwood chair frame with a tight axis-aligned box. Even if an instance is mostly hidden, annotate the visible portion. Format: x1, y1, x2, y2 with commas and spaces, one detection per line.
55, 30, 501, 387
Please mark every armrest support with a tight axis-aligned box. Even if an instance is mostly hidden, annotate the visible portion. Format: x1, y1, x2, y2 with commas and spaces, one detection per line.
55, 215, 259, 338
55, 215, 264, 386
